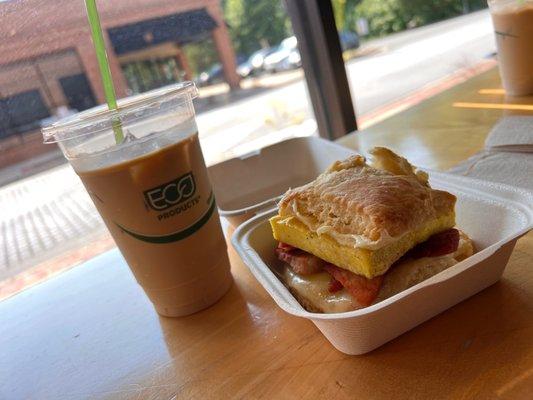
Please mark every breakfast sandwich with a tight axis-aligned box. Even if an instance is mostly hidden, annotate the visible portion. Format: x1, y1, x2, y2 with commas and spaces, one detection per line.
270, 147, 474, 313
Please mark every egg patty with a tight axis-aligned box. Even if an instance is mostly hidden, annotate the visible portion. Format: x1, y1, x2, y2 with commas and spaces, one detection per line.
270, 212, 455, 279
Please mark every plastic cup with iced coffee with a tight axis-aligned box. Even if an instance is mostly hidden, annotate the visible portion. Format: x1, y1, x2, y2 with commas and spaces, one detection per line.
488, 0, 533, 95
42, 83, 233, 317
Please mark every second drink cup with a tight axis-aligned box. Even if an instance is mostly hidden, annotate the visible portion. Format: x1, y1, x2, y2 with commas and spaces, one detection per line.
488, 0, 533, 96
42, 82, 232, 317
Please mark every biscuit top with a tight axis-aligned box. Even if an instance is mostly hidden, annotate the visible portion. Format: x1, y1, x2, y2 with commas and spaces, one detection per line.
277, 148, 456, 249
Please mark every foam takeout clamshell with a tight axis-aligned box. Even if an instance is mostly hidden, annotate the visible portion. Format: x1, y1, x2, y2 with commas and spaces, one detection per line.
208, 136, 354, 227
227, 138, 533, 354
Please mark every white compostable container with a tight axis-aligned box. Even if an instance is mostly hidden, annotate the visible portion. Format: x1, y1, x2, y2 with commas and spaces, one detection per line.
207, 137, 354, 227
232, 172, 533, 355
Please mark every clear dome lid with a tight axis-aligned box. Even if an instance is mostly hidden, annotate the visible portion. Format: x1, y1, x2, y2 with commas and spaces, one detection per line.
42, 81, 198, 143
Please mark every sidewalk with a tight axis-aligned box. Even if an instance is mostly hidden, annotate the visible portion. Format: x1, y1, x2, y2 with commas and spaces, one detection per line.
0, 165, 108, 283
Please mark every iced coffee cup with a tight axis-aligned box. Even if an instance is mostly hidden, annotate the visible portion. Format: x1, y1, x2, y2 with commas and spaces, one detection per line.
488, 0, 533, 95
42, 82, 232, 317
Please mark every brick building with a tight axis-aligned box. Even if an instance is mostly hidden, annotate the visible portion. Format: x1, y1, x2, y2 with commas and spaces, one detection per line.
0, 0, 239, 169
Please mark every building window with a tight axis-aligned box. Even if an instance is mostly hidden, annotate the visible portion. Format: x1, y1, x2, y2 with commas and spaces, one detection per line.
59, 74, 97, 112
0, 90, 50, 138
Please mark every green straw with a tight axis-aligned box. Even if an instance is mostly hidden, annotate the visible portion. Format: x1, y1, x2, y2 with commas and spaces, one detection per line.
84, 0, 124, 144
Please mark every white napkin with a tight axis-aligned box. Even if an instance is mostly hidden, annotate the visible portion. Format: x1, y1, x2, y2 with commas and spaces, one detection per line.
449, 116, 533, 192
449, 151, 533, 191
484, 116, 533, 153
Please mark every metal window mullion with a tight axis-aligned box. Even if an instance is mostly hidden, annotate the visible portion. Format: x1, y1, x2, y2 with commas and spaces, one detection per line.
285, 0, 357, 140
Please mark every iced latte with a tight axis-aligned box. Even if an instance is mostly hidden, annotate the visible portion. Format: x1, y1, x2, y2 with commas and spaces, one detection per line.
43, 83, 232, 317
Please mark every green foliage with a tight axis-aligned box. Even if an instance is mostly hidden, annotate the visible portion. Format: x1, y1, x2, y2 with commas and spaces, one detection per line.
182, 38, 219, 77
352, 0, 488, 37
223, 0, 291, 57
184, 0, 489, 75
332, 0, 348, 30
332, 0, 361, 31
355, 0, 408, 36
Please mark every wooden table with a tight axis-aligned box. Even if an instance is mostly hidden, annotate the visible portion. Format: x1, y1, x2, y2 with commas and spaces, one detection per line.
2, 68, 533, 400
338, 67, 533, 170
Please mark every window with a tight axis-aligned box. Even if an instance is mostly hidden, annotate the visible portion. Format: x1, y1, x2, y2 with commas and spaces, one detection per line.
0, 90, 50, 137
330, 0, 492, 128
0, 0, 495, 295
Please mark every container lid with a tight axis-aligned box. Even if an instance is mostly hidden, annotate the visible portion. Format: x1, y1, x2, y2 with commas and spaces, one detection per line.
42, 81, 198, 143
488, 0, 533, 12
208, 136, 355, 217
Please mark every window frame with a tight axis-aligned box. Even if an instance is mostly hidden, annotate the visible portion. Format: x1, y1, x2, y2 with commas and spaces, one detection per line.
285, 0, 357, 140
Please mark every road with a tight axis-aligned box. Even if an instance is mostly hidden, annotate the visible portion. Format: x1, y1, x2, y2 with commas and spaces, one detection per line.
0, 10, 497, 283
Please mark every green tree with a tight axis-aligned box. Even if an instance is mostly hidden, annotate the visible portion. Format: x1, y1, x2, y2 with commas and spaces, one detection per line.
353, 0, 488, 37
223, 0, 291, 57
332, 0, 361, 31
182, 38, 219, 77
355, 0, 408, 36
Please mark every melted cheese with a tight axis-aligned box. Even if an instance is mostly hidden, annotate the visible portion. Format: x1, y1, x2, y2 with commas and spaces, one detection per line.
282, 231, 475, 313
283, 268, 358, 313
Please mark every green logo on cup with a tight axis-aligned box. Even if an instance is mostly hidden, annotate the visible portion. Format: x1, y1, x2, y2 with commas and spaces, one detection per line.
144, 172, 196, 211
116, 192, 216, 244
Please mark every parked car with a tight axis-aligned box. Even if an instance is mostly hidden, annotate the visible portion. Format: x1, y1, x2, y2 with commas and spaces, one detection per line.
197, 55, 248, 86
236, 60, 253, 79
197, 64, 224, 86
339, 30, 360, 51
237, 47, 277, 78
263, 31, 359, 73
199, 29, 360, 86
263, 36, 299, 73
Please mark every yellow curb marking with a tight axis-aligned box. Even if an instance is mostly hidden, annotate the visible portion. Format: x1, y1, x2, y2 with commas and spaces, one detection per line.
452, 102, 533, 111
478, 89, 506, 95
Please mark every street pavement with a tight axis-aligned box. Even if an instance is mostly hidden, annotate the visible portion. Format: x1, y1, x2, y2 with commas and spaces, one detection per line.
0, 10, 497, 284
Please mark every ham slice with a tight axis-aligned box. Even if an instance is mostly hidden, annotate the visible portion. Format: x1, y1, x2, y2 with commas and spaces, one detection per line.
275, 229, 460, 307
405, 228, 459, 259
327, 276, 344, 293
275, 243, 325, 275
323, 264, 384, 306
